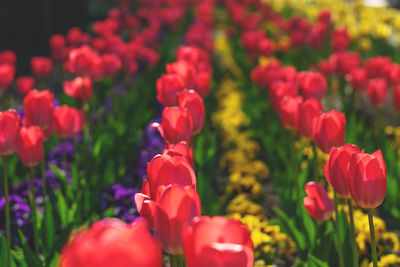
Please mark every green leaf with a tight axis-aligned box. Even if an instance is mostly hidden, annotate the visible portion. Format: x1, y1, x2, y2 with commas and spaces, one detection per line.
18, 231, 41, 267
273, 208, 306, 252
301, 205, 316, 248
56, 189, 68, 227
307, 254, 329, 267
0, 233, 8, 267
45, 224, 73, 264
43, 200, 55, 255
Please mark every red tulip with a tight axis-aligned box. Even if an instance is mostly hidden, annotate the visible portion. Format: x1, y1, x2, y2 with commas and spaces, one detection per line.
0, 110, 20, 156
166, 60, 196, 87
367, 78, 387, 107
331, 28, 349, 52
63, 77, 93, 103
164, 141, 193, 167
348, 150, 386, 209
364, 56, 391, 79
299, 72, 327, 100
325, 144, 360, 198
17, 126, 44, 167
50, 34, 67, 62
155, 107, 194, 145
23, 90, 54, 131
295, 98, 323, 138
31, 57, 52, 78
183, 216, 254, 267
59, 219, 163, 267
347, 68, 367, 91
269, 82, 298, 111
0, 50, 17, 66
155, 185, 201, 254
101, 54, 122, 77
178, 90, 205, 134
304, 182, 334, 221
384, 63, 400, 87
66, 27, 86, 46
258, 38, 275, 57
53, 106, 85, 138
279, 96, 302, 130
393, 85, 400, 114
66, 46, 101, 77
176, 46, 202, 65
280, 66, 298, 84
156, 74, 185, 106
312, 110, 346, 153
194, 71, 211, 97
0, 64, 15, 90
16, 76, 35, 96
135, 180, 157, 229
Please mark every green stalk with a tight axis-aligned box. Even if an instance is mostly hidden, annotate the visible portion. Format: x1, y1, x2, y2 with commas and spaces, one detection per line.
29, 167, 39, 256
3, 156, 11, 267
368, 209, 378, 267
333, 193, 344, 267
170, 254, 177, 267
347, 199, 359, 267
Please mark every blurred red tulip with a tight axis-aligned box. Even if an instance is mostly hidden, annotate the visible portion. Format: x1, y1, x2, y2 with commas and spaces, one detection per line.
325, 144, 360, 198
364, 56, 391, 79
269, 82, 298, 111
156, 74, 185, 106
183, 216, 254, 267
155, 185, 201, 254
279, 96, 302, 130
303, 182, 334, 221
393, 85, 400, 114
63, 76, 93, 103
347, 68, 367, 91
258, 38, 275, 57
0, 110, 20, 156
367, 78, 387, 107
384, 63, 400, 87
23, 90, 54, 132
16, 76, 35, 96
101, 54, 122, 77
312, 110, 346, 153
17, 126, 44, 167
299, 72, 327, 100
0, 64, 16, 90
331, 28, 349, 52
31, 57, 52, 78
178, 89, 205, 134
194, 71, 211, 97
66, 46, 101, 77
53, 106, 85, 138
50, 34, 67, 62
59, 219, 163, 267
295, 98, 323, 138
0, 50, 17, 66
348, 150, 386, 209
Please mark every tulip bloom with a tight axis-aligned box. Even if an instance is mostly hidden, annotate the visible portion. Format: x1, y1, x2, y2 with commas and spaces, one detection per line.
295, 98, 322, 137
101, 54, 122, 77
393, 85, 400, 114
258, 38, 275, 57
31, 57, 52, 78
156, 74, 185, 106
331, 28, 349, 52
194, 71, 211, 98
183, 216, 254, 267
384, 63, 400, 87
325, 144, 360, 198
279, 96, 302, 130
0, 110, 20, 156
53, 106, 85, 138
347, 68, 367, 91
178, 90, 205, 134
0, 50, 17, 66
348, 150, 386, 209
16, 76, 35, 96
166, 60, 196, 87
156, 107, 194, 145
367, 78, 388, 107
66, 46, 101, 77
17, 126, 44, 167
0, 64, 16, 90
23, 90, 54, 131
163, 141, 193, 167
63, 77, 93, 103
299, 72, 327, 100
312, 110, 346, 153
59, 219, 163, 267
155, 185, 201, 254
303, 182, 334, 221
269, 82, 298, 111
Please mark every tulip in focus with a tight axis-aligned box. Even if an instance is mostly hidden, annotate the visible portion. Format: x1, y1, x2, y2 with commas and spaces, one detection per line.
303, 182, 334, 221
58, 219, 163, 267
0, 110, 20, 156
348, 150, 386, 209
312, 110, 346, 153
53, 106, 85, 138
178, 89, 205, 134
17, 126, 44, 167
183, 216, 254, 267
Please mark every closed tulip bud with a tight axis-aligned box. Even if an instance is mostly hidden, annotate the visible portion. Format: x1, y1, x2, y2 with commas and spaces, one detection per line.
155, 185, 201, 254
178, 90, 205, 134
176, 46, 202, 65
59, 219, 163, 267
367, 78, 387, 107
164, 141, 193, 167
0, 110, 20, 156
348, 150, 386, 209
393, 85, 400, 114
0, 50, 17, 66
312, 110, 346, 153
157, 107, 194, 144
23, 90, 54, 131
295, 98, 323, 137
279, 96, 302, 130
50, 34, 67, 62
31, 57, 52, 78
0, 64, 16, 90
347, 68, 367, 91
53, 106, 85, 138
166, 60, 196, 87
194, 71, 211, 97
16, 76, 35, 96
304, 182, 334, 221
17, 126, 44, 167
269, 82, 298, 111
331, 28, 349, 52
325, 144, 360, 198
299, 72, 327, 100
156, 74, 185, 106
183, 216, 254, 267
384, 63, 400, 87
63, 76, 93, 103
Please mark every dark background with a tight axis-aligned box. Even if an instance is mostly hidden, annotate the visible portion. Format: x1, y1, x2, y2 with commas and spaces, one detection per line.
0, 0, 89, 74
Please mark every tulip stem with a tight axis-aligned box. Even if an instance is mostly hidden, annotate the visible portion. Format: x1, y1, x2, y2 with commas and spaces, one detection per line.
368, 209, 378, 267
170, 255, 177, 267
29, 167, 39, 256
3, 156, 11, 267
333, 193, 344, 267
347, 199, 359, 267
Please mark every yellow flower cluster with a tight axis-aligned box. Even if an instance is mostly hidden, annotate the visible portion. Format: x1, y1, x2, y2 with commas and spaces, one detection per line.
262, 0, 400, 47
213, 30, 295, 263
